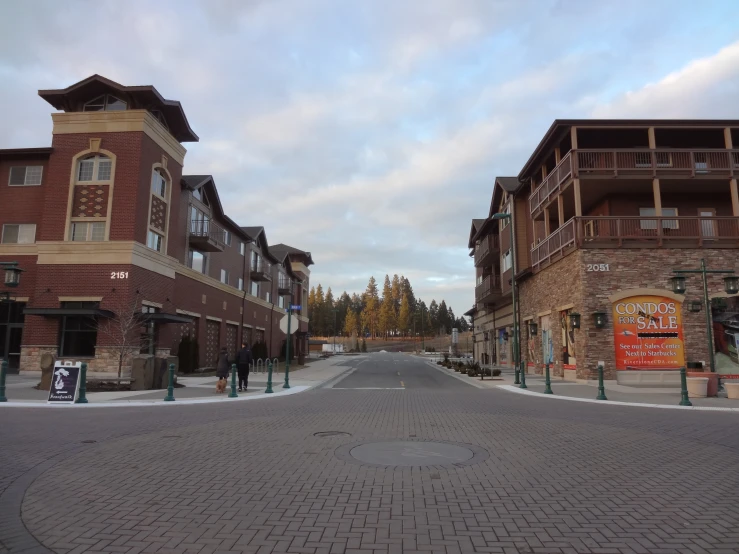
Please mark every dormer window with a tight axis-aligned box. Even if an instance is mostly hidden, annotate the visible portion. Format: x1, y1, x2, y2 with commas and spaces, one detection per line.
83, 94, 127, 112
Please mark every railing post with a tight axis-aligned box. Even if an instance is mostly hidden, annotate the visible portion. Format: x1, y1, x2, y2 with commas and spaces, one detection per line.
519, 360, 527, 389
0, 359, 7, 402
596, 363, 607, 400
514, 365, 520, 385
229, 363, 238, 398
164, 363, 175, 402
544, 362, 553, 394
265, 360, 274, 394
75, 362, 88, 404
679, 366, 692, 406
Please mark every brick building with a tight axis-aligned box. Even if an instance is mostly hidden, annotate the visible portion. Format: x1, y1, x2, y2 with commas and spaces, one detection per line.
469, 120, 739, 384
0, 75, 313, 375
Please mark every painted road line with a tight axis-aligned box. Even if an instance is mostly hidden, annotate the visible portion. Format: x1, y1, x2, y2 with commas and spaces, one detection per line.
331, 387, 406, 390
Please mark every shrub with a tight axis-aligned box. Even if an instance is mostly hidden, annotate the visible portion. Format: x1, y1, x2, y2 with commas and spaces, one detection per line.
442, 352, 449, 362
460, 368, 468, 374
436, 361, 443, 366
467, 367, 477, 377
492, 368, 502, 377
426, 346, 436, 353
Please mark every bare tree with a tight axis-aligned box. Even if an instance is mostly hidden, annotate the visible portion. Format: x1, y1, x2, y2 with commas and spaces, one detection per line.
97, 294, 151, 379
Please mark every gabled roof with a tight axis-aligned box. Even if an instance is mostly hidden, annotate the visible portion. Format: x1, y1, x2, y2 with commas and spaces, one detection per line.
182, 175, 251, 242
38, 74, 199, 142
241, 226, 278, 263
468, 219, 487, 249
496, 176, 520, 193
271, 243, 314, 266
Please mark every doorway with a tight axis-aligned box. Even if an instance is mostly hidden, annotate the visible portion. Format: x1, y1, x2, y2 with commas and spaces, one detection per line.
699, 208, 716, 238
0, 302, 25, 374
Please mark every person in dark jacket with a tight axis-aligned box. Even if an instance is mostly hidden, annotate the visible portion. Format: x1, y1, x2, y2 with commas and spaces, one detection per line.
216, 347, 230, 382
236, 342, 253, 391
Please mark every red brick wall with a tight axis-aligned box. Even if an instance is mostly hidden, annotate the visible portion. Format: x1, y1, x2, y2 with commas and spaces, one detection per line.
0, 156, 50, 235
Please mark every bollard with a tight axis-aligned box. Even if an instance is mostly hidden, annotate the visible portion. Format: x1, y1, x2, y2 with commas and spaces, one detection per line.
229, 364, 238, 398
0, 359, 7, 402
164, 363, 175, 402
543, 362, 553, 394
514, 366, 520, 385
75, 362, 88, 404
265, 360, 274, 394
679, 366, 692, 406
596, 363, 607, 400
519, 360, 527, 389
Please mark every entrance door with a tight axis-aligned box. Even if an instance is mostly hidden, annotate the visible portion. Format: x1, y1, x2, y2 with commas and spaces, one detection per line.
699, 209, 716, 238
0, 302, 25, 374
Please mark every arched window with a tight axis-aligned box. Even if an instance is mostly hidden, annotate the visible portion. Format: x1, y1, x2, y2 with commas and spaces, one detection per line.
83, 95, 127, 112
77, 154, 112, 182
151, 168, 167, 198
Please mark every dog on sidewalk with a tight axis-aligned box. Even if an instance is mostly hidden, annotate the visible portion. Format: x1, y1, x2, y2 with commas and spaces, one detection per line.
215, 378, 227, 394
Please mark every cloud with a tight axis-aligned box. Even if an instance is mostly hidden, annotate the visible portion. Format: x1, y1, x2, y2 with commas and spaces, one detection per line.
2, 0, 739, 315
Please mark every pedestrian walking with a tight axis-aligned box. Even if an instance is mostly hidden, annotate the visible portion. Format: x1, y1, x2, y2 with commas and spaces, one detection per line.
236, 342, 253, 391
216, 346, 230, 393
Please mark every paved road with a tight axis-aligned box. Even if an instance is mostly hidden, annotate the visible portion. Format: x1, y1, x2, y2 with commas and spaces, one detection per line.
2, 353, 739, 554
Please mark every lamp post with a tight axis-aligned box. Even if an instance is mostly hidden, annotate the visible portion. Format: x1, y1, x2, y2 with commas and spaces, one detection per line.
671, 258, 737, 374
491, 213, 520, 380
1, 263, 24, 372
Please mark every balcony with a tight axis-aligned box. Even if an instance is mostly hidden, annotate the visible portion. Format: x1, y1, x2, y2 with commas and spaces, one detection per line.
475, 274, 501, 306
529, 149, 739, 218
250, 259, 272, 281
278, 275, 293, 295
474, 234, 499, 267
188, 218, 226, 252
531, 216, 739, 270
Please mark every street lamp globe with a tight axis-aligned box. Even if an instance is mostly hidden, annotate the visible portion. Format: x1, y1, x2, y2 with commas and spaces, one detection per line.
724, 275, 739, 295
3, 265, 22, 288
670, 275, 686, 295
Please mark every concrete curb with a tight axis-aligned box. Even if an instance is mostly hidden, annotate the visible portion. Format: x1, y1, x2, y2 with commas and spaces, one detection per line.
420, 358, 487, 389
497, 385, 739, 412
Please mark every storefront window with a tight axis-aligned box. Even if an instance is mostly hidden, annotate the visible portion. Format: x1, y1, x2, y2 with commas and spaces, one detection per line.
59, 301, 98, 357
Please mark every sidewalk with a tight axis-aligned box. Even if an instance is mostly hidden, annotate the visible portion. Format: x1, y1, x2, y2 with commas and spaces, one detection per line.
0, 356, 353, 408
423, 356, 739, 411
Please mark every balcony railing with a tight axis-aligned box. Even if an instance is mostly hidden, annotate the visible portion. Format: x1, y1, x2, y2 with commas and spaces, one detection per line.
189, 218, 227, 252
475, 274, 500, 305
532, 216, 739, 269
474, 234, 499, 267
250, 259, 272, 281
278, 275, 292, 294
529, 149, 739, 216
531, 217, 576, 268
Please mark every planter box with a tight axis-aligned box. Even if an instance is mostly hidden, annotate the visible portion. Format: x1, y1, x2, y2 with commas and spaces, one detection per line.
686, 377, 708, 398
687, 372, 719, 397
725, 382, 739, 400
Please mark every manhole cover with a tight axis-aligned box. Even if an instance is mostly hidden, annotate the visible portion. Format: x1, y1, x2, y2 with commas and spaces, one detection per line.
314, 431, 351, 438
348, 441, 475, 467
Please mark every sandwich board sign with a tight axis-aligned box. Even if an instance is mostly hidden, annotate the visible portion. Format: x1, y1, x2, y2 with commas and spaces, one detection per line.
48, 361, 82, 404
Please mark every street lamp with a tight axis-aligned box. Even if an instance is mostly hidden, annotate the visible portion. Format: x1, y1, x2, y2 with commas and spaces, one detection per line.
1, 262, 23, 302
491, 212, 522, 386
670, 258, 737, 374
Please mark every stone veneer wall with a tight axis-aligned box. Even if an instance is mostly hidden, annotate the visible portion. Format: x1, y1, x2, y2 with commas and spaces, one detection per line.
518, 248, 739, 380
20, 346, 172, 376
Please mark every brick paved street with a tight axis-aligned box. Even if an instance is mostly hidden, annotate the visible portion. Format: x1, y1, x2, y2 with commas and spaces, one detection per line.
2, 353, 739, 554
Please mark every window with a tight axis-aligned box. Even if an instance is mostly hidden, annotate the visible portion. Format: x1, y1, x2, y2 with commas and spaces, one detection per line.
59, 302, 99, 357
2, 224, 36, 244
224, 230, 231, 246
238, 277, 244, 291
220, 269, 229, 285
151, 169, 167, 198
188, 249, 208, 273
190, 205, 209, 235
83, 95, 127, 112
250, 251, 258, 269
640, 207, 679, 230
70, 222, 105, 242
240, 241, 245, 256
265, 291, 271, 304
77, 155, 111, 182
8, 166, 43, 186
192, 188, 202, 201
250, 281, 260, 297
278, 296, 285, 308
147, 230, 164, 252
502, 249, 512, 272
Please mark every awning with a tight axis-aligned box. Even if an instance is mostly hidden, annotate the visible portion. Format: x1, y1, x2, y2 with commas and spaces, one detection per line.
137, 312, 193, 324
24, 307, 115, 318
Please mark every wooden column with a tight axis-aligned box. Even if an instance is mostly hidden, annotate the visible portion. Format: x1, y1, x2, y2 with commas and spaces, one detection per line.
544, 207, 551, 236
725, 128, 739, 216
652, 178, 662, 216
648, 127, 656, 149
557, 194, 565, 226
570, 127, 578, 149
554, 147, 561, 164
573, 179, 582, 217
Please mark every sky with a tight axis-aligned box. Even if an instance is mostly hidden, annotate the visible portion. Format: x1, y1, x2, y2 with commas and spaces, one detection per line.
2, 0, 739, 317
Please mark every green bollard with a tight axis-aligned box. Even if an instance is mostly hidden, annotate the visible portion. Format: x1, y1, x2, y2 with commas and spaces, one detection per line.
543, 363, 553, 394
514, 366, 520, 385
164, 363, 175, 402
0, 359, 7, 402
596, 363, 607, 400
75, 362, 88, 404
229, 363, 238, 398
679, 366, 692, 407
265, 361, 274, 394
519, 360, 527, 389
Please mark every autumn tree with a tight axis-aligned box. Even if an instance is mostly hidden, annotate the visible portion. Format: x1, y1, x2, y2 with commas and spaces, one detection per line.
398, 294, 411, 337
360, 276, 380, 338
378, 275, 396, 338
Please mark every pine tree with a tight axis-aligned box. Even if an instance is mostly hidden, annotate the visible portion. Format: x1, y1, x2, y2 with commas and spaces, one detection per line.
324, 287, 335, 336
428, 300, 439, 335
391, 274, 402, 314
438, 300, 449, 335
401, 276, 416, 314
361, 276, 380, 338
315, 284, 326, 337
379, 275, 395, 338
308, 286, 317, 335
398, 294, 411, 337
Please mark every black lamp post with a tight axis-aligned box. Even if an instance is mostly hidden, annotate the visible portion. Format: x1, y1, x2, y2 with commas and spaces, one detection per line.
2, 262, 23, 296
671, 258, 737, 373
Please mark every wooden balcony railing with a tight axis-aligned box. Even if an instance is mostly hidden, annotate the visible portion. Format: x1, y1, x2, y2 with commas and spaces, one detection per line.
531, 217, 576, 268
475, 274, 500, 304
529, 149, 739, 216
532, 216, 739, 269
474, 234, 499, 267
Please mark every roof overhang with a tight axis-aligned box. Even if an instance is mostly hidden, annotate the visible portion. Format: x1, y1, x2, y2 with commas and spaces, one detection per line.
24, 307, 115, 318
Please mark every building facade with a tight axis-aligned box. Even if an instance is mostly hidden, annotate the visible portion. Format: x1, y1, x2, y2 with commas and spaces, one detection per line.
0, 75, 313, 375
469, 120, 739, 383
